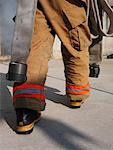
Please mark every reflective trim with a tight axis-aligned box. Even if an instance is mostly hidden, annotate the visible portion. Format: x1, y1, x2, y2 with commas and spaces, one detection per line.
14, 89, 44, 95
66, 87, 90, 93
13, 83, 45, 103
66, 83, 90, 96
66, 83, 89, 90
13, 83, 44, 93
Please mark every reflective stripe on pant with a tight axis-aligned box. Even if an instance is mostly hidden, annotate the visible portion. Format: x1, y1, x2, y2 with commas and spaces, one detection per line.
13, 83, 46, 111
13, 0, 92, 111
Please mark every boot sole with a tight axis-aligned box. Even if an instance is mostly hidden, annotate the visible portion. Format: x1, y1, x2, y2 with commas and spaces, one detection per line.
70, 101, 82, 109
16, 116, 41, 134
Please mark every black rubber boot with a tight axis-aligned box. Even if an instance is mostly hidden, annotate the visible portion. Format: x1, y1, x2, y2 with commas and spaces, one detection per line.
15, 108, 41, 134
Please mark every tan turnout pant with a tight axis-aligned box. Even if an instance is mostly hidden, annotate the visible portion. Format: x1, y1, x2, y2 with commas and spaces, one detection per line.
13, 0, 92, 111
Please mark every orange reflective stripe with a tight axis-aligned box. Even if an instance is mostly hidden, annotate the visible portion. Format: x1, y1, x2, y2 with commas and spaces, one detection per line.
66, 83, 90, 96
67, 90, 90, 95
66, 83, 90, 90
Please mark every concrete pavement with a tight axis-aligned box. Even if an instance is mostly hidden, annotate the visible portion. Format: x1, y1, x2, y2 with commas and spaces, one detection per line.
0, 59, 113, 150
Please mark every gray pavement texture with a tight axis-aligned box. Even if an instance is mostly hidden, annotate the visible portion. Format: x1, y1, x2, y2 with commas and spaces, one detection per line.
0, 59, 113, 150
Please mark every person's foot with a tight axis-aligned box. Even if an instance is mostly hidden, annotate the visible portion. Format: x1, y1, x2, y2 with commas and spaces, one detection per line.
15, 108, 41, 134
70, 100, 82, 108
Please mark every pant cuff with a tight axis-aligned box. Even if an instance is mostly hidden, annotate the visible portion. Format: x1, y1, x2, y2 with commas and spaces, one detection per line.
13, 83, 46, 112
66, 83, 90, 101
14, 98, 46, 112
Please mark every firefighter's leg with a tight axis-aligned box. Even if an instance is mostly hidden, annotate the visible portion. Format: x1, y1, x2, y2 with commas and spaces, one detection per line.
13, 8, 54, 114
13, 7, 55, 134
60, 2, 91, 107
40, 0, 92, 108
61, 44, 90, 108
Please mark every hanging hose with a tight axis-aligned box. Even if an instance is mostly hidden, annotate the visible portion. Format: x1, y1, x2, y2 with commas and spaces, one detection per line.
6, 0, 37, 82
87, 0, 113, 38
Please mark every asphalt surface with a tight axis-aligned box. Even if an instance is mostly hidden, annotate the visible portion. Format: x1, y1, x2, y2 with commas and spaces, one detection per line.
0, 59, 113, 150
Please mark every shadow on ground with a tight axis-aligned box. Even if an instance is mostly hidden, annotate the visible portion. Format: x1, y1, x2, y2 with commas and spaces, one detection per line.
37, 117, 101, 150
45, 86, 70, 107
0, 73, 16, 131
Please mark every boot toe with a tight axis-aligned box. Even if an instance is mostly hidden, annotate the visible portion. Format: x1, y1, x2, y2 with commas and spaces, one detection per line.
16, 108, 41, 134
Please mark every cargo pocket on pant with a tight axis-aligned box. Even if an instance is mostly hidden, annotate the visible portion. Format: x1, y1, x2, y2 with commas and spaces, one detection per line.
69, 21, 92, 51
